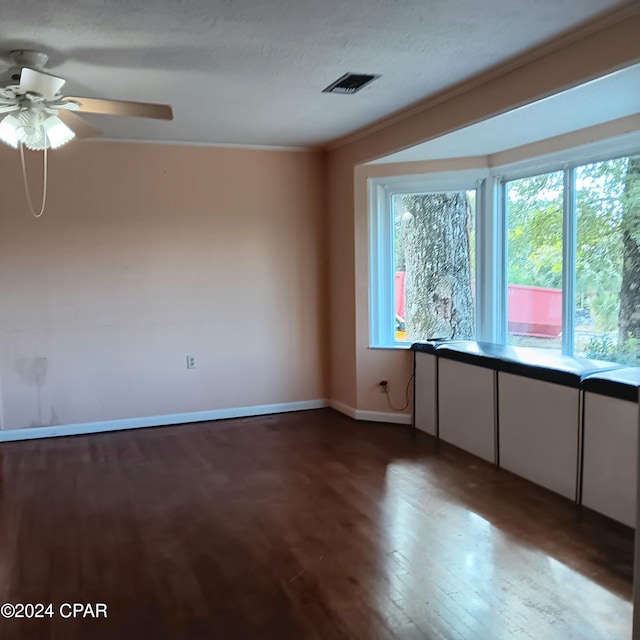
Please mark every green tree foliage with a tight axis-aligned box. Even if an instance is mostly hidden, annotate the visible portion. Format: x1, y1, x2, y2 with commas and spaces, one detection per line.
507, 156, 639, 365
617, 156, 640, 361
576, 158, 627, 331
507, 171, 564, 288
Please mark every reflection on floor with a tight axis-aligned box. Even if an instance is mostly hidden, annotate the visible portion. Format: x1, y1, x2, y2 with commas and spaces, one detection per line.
0, 408, 632, 639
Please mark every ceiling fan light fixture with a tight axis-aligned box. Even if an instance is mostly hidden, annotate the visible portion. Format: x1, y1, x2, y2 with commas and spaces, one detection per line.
0, 113, 20, 148
0, 48, 173, 219
0, 108, 76, 151
1, 110, 73, 151
14, 109, 47, 150
42, 115, 75, 148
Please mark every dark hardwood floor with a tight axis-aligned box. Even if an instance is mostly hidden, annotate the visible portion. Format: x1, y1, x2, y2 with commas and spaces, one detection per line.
0, 408, 633, 639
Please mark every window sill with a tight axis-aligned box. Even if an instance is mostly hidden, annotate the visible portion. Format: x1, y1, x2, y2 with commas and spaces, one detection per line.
369, 344, 412, 350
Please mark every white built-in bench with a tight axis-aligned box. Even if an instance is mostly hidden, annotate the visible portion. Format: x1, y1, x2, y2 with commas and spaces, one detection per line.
412, 341, 638, 524
581, 368, 640, 527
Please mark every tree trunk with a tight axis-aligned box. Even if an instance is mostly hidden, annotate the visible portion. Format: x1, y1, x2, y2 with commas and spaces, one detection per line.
617, 156, 640, 355
402, 193, 474, 342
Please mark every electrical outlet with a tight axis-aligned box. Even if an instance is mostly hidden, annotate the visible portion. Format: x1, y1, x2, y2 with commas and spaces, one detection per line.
186, 355, 196, 369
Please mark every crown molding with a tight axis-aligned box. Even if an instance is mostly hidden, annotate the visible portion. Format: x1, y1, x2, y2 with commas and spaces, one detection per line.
326, 1, 640, 152
81, 138, 320, 153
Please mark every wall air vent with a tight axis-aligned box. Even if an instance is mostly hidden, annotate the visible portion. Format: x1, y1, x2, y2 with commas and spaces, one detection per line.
322, 73, 380, 94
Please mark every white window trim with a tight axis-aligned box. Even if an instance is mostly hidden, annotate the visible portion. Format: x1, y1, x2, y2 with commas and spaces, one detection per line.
495, 136, 640, 353
369, 170, 488, 348
369, 132, 640, 352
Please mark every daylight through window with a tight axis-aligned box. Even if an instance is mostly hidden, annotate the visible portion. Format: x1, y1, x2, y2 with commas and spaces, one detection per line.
370, 149, 640, 366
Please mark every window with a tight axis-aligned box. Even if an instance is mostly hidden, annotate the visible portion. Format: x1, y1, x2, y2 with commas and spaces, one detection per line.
575, 157, 638, 365
506, 171, 564, 350
370, 143, 640, 366
393, 190, 476, 343
370, 174, 478, 347
501, 156, 639, 365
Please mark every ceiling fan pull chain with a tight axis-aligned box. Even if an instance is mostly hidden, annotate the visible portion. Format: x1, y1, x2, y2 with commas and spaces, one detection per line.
19, 139, 48, 218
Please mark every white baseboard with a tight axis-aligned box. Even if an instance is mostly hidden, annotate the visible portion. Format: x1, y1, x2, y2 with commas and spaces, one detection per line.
0, 399, 329, 442
0, 398, 412, 442
329, 400, 412, 425
328, 399, 357, 419
356, 409, 412, 425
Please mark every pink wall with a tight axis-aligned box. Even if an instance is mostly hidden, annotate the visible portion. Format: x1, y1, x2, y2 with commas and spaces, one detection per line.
0, 142, 327, 429
1, 6, 638, 431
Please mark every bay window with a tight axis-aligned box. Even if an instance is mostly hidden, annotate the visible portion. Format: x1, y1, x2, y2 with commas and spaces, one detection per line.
370, 142, 640, 366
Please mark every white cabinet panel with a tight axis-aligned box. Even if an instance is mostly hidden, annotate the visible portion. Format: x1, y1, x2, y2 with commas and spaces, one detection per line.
499, 372, 579, 500
438, 359, 495, 463
582, 393, 637, 527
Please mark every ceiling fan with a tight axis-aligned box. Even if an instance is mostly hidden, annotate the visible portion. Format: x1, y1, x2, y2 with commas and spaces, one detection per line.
0, 49, 173, 150
0, 49, 173, 217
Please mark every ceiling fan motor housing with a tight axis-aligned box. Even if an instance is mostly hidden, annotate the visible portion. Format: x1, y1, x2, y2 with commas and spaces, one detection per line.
5, 50, 50, 83
9, 50, 49, 70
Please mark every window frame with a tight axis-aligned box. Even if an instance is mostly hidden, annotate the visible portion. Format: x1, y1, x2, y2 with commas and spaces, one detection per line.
368, 133, 640, 355
369, 170, 487, 349
498, 140, 640, 356
500, 167, 569, 353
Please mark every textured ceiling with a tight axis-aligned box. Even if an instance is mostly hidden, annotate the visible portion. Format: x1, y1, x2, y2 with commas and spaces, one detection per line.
0, 0, 625, 147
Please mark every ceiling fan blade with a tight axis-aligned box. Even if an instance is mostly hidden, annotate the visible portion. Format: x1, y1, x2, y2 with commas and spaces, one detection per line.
20, 67, 66, 99
56, 109, 103, 140
62, 96, 173, 120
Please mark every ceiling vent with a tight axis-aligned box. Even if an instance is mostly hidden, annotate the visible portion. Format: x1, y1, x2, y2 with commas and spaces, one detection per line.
322, 73, 380, 94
